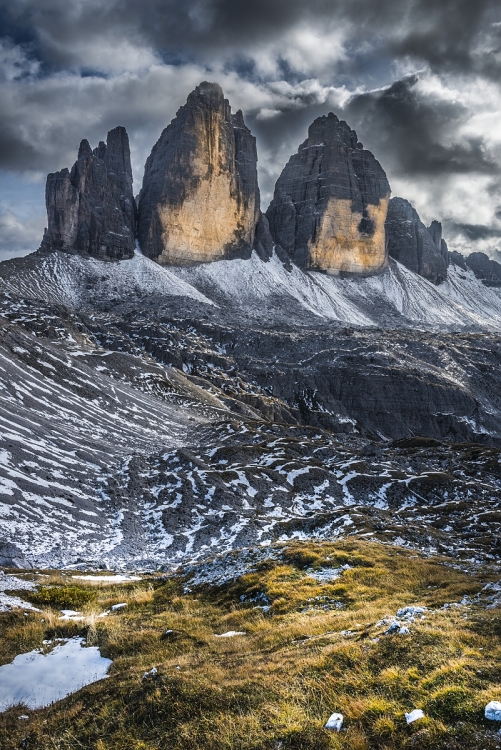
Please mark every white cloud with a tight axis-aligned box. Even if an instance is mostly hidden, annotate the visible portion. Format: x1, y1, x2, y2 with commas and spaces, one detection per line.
0, 40, 40, 82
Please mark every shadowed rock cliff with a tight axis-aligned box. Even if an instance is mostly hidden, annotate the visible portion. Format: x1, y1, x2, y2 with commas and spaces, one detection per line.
386, 198, 448, 284
138, 82, 271, 265
265, 112, 391, 275
449, 250, 501, 286
428, 220, 450, 270
40, 127, 136, 261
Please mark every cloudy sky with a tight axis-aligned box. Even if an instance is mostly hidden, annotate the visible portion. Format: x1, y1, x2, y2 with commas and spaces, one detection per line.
1, 0, 500, 260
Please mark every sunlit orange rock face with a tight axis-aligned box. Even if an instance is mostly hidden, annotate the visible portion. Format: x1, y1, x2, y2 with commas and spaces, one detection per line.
137, 82, 265, 265
266, 113, 391, 275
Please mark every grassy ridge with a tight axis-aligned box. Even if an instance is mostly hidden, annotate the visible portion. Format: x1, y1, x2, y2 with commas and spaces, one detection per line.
1, 540, 500, 749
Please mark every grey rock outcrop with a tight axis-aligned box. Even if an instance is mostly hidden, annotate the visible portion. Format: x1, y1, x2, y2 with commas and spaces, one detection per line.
385, 198, 448, 284
0, 541, 31, 568
138, 82, 272, 265
463, 252, 501, 286
266, 112, 391, 275
449, 250, 468, 270
427, 220, 450, 269
40, 127, 136, 261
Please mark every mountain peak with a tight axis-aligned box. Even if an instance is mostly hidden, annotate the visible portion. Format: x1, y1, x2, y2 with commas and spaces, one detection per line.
137, 82, 271, 265
266, 112, 391, 274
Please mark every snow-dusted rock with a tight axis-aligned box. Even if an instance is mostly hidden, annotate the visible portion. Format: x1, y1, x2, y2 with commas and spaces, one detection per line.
214, 631, 246, 638
405, 709, 425, 724
384, 622, 402, 635
324, 713, 344, 731
396, 606, 427, 619
485, 701, 501, 721
72, 575, 142, 584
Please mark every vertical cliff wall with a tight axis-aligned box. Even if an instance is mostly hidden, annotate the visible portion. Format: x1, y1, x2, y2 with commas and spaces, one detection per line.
40, 127, 136, 261
138, 82, 269, 265
386, 198, 448, 284
265, 113, 391, 275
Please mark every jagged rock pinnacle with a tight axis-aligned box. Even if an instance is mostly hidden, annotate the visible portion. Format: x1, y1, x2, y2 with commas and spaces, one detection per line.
385, 198, 448, 284
40, 126, 136, 261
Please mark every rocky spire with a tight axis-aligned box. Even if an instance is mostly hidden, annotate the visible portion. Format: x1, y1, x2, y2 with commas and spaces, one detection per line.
385, 198, 448, 284
40, 126, 136, 261
265, 112, 391, 275
427, 220, 450, 269
137, 82, 272, 265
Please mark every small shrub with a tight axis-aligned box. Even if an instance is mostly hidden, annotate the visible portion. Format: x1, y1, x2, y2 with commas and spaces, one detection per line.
360, 697, 394, 720
425, 686, 478, 723
281, 549, 323, 569
276, 725, 334, 749
371, 715, 396, 739
28, 585, 96, 610
420, 664, 470, 692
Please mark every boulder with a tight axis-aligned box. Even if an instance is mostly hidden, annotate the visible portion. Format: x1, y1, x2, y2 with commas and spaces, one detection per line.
266, 112, 391, 275
138, 82, 271, 265
324, 713, 343, 731
40, 127, 136, 261
405, 709, 425, 724
485, 701, 501, 721
386, 198, 448, 284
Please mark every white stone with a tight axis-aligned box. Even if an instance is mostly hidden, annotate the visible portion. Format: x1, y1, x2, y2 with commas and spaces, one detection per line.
324, 713, 343, 731
485, 701, 501, 721
405, 709, 425, 724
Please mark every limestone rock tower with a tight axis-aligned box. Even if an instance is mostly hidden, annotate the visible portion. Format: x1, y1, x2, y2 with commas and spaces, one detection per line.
266, 113, 391, 275
138, 82, 270, 264
40, 127, 136, 261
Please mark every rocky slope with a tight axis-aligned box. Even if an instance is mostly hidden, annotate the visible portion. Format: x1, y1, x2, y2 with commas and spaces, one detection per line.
137, 82, 271, 265
1, 249, 501, 567
385, 197, 448, 284
266, 113, 391, 275
40, 127, 136, 261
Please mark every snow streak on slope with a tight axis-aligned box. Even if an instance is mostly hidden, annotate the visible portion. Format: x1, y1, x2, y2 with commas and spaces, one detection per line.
114, 422, 501, 567
0, 318, 208, 567
174, 253, 501, 330
175, 251, 374, 325
0, 251, 213, 309
2, 250, 501, 331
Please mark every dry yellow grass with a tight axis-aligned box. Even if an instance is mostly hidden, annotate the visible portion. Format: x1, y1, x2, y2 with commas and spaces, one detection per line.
0, 539, 500, 749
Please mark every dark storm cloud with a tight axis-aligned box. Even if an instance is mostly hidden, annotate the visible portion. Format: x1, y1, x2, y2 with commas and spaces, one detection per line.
0, 124, 43, 171
452, 224, 501, 241
344, 76, 499, 179
1, 0, 499, 76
